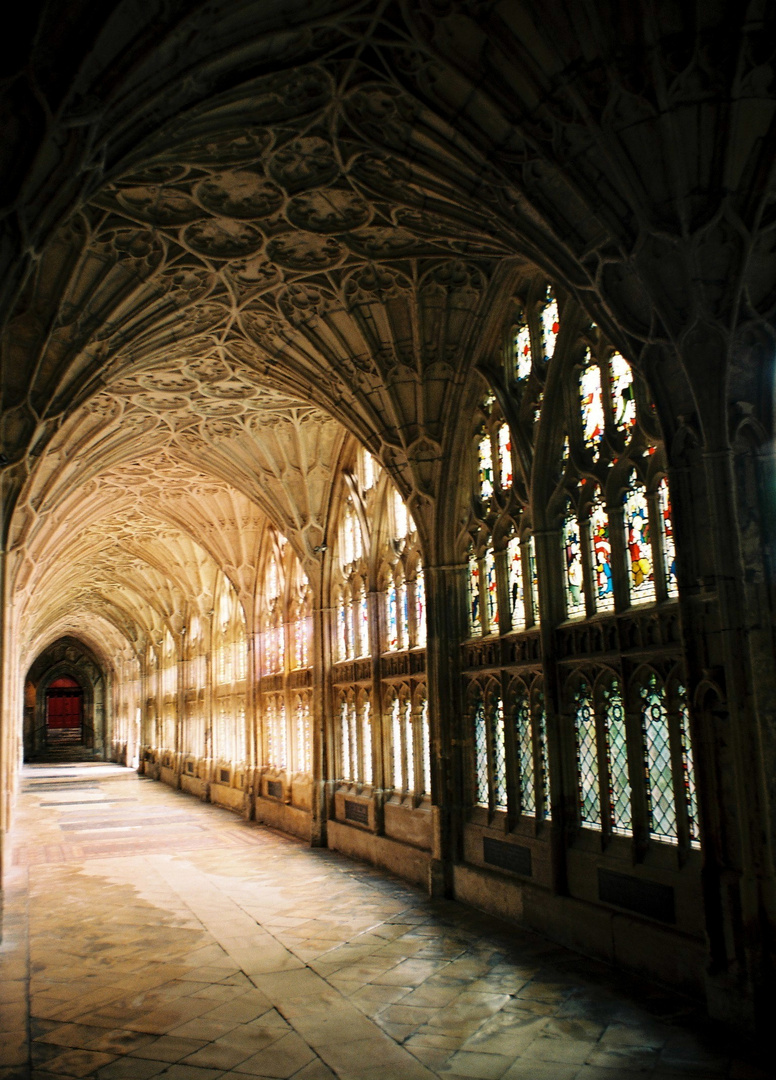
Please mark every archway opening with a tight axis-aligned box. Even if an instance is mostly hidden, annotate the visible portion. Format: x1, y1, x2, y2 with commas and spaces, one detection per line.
46, 676, 84, 751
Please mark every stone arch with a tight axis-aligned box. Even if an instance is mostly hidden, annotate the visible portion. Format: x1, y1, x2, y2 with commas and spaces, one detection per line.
24, 638, 109, 761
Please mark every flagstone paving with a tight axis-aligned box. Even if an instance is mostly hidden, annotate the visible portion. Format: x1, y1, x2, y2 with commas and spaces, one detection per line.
0, 764, 767, 1079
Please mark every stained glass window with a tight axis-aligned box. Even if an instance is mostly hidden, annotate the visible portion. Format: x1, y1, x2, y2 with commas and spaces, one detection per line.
514, 322, 532, 381
541, 288, 560, 361
528, 536, 539, 625
337, 589, 349, 661
640, 674, 677, 841
623, 472, 655, 603
340, 698, 351, 781
484, 544, 499, 632
574, 682, 600, 827
343, 500, 363, 565
498, 423, 513, 489
563, 505, 585, 618
659, 478, 678, 596
590, 492, 614, 612
677, 685, 700, 847
420, 695, 431, 795
473, 693, 489, 807
507, 536, 525, 631
391, 696, 403, 791
362, 698, 373, 785
603, 681, 631, 833
387, 580, 398, 651
489, 693, 507, 809
361, 447, 375, 490
580, 353, 605, 458
393, 488, 409, 539
414, 568, 426, 648
468, 547, 482, 636
356, 584, 369, 656
535, 689, 550, 819
399, 581, 408, 649
610, 353, 636, 435
514, 690, 536, 814
478, 431, 494, 501
296, 695, 311, 774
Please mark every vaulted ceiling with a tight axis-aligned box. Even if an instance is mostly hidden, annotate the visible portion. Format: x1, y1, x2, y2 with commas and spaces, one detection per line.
3, 0, 774, 663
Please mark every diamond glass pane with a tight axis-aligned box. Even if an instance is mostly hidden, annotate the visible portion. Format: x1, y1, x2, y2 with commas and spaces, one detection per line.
580, 355, 605, 459
659, 478, 678, 597
485, 544, 499, 632
603, 682, 631, 833
420, 696, 431, 795
515, 323, 532, 380
678, 685, 700, 847
348, 698, 358, 783
590, 493, 614, 612
514, 691, 536, 815
491, 694, 507, 809
610, 352, 637, 434
623, 473, 655, 603
362, 700, 373, 785
404, 698, 415, 794
339, 699, 351, 781
575, 684, 601, 827
391, 696, 403, 791
474, 695, 489, 807
508, 536, 525, 631
541, 289, 559, 361
563, 507, 585, 618
535, 691, 550, 820
641, 676, 677, 841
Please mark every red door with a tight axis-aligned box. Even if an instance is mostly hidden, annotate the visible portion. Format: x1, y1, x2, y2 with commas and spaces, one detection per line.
47, 677, 83, 730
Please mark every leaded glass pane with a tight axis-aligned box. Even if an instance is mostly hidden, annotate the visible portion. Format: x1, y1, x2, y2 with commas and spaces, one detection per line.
394, 488, 409, 539
514, 691, 536, 815
515, 323, 532, 381
349, 697, 358, 784
590, 493, 614, 612
361, 447, 375, 490
485, 544, 499, 632
339, 698, 350, 780
491, 693, 507, 809
623, 473, 655, 604
415, 569, 427, 647
541, 289, 560, 361
392, 696, 403, 791
404, 698, 415, 794
387, 580, 398, 651
468, 548, 482, 635
399, 581, 408, 649
420, 696, 431, 795
641, 675, 677, 841
478, 432, 494, 500
507, 536, 525, 631
659, 478, 678, 597
677, 685, 700, 847
528, 536, 539, 625
535, 691, 550, 819
498, 423, 513, 489
603, 681, 631, 833
357, 585, 369, 656
362, 699, 373, 785
277, 700, 287, 770
563, 507, 585, 618
580, 355, 605, 459
610, 353, 637, 435
574, 683, 600, 827
473, 694, 489, 807
337, 591, 347, 660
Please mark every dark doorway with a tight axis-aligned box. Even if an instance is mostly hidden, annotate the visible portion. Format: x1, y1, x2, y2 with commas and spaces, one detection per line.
46, 676, 84, 751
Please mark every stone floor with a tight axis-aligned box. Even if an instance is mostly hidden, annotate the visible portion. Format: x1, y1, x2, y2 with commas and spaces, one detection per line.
0, 765, 767, 1080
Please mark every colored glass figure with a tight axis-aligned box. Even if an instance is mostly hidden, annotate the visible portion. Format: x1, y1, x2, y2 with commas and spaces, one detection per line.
563, 506, 585, 618
603, 681, 631, 833
391, 696, 403, 791
677, 685, 700, 848
498, 423, 513, 489
535, 691, 552, 816
515, 691, 536, 815
393, 488, 409, 539
623, 473, 655, 603
562, 435, 570, 461
580, 354, 605, 458
514, 322, 532, 381
358, 585, 369, 656
399, 581, 408, 649
473, 694, 489, 807
491, 694, 507, 809
507, 536, 525, 631
528, 536, 539, 625
468, 548, 482, 636
362, 699, 373, 785
485, 544, 499, 632
387, 580, 398, 651
478, 431, 494, 500
541, 288, 560, 361
658, 478, 678, 596
574, 683, 601, 827
533, 389, 544, 426
414, 568, 427, 647
590, 493, 614, 611
640, 674, 677, 841
337, 592, 347, 661
610, 353, 637, 434
404, 698, 415, 793
340, 699, 351, 781
420, 696, 431, 795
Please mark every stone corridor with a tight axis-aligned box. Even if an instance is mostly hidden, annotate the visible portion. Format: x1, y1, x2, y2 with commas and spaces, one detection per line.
0, 767, 766, 1080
